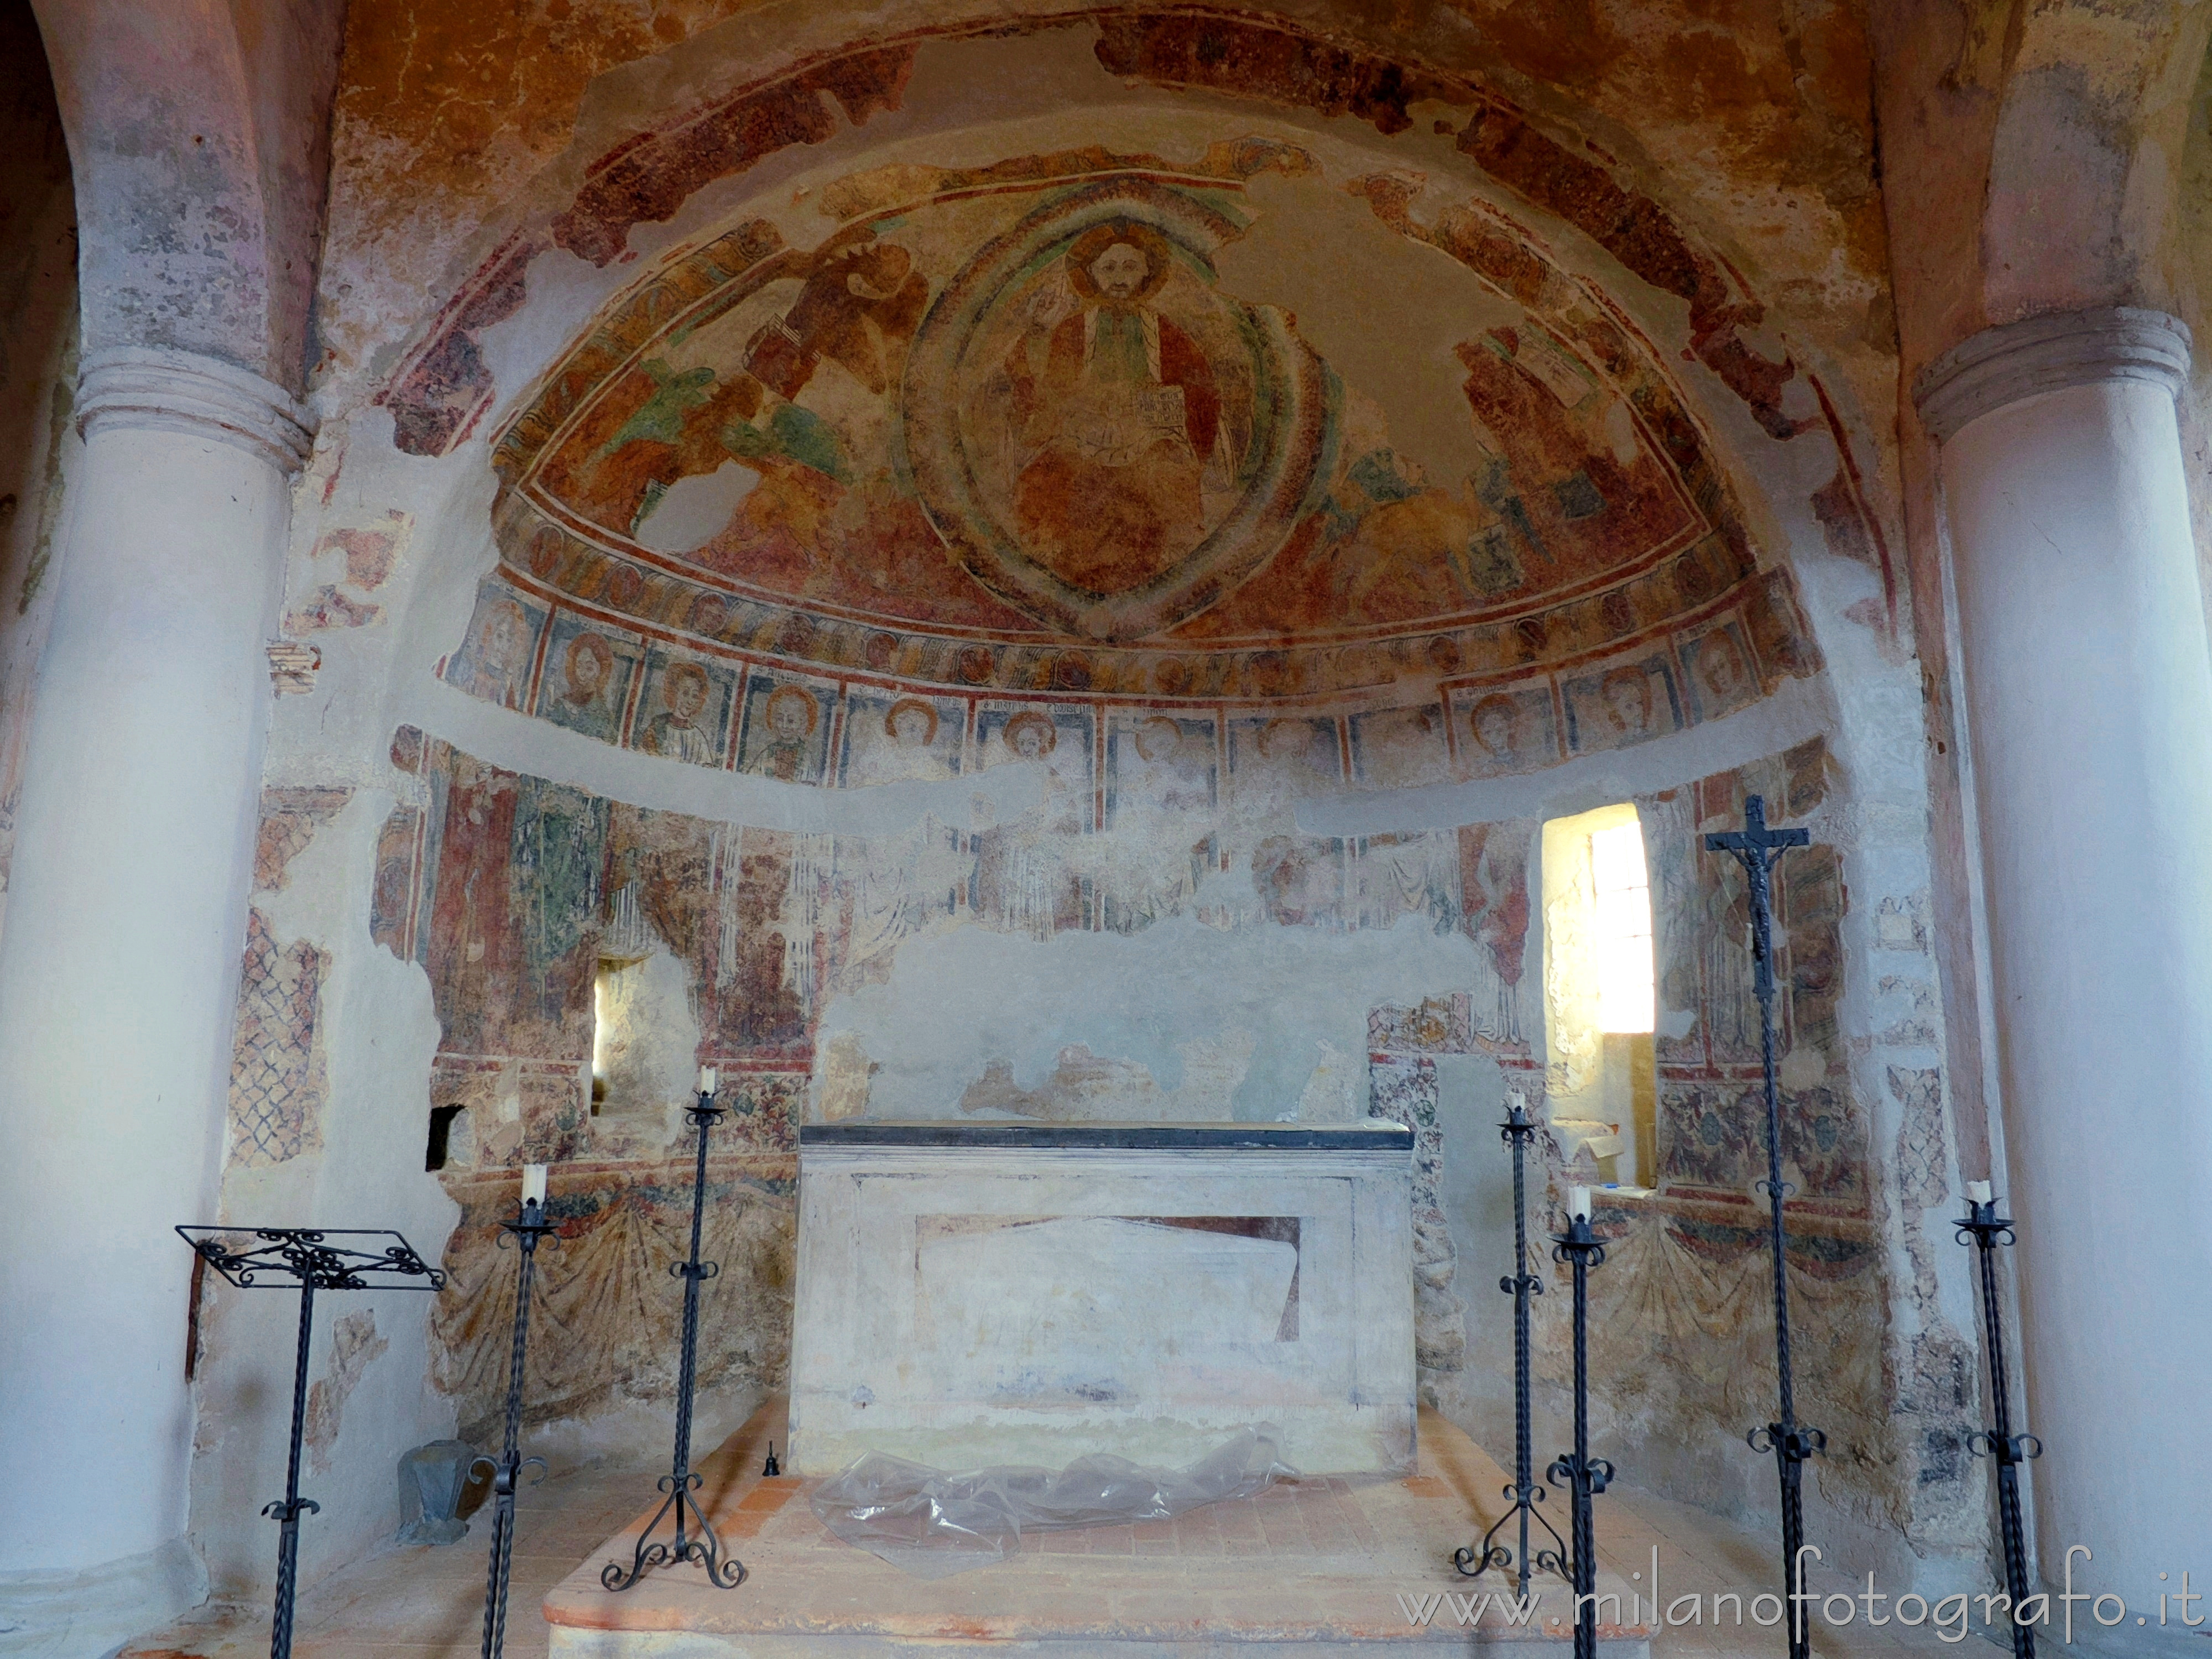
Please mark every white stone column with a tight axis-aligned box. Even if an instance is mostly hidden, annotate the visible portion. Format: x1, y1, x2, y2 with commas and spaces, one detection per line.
1916, 309, 2212, 1601
0, 349, 310, 1655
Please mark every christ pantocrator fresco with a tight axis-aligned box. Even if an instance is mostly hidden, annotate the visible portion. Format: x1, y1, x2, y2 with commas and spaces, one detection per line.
1000, 222, 1227, 596
909, 182, 1311, 643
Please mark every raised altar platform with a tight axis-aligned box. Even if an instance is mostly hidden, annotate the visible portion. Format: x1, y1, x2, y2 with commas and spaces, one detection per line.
788, 1121, 1418, 1476
542, 1400, 1653, 1659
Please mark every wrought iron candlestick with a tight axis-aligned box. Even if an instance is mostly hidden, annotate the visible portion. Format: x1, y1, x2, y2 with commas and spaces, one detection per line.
474, 1181, 559, 1659
1455, 1094, 1566, 1592
1958, 1189, 2041, 1659
602, 1082, 746, 1591
1548, 1204, 1613, 1659
1704, 794, 1824, 1659
175, 1227, 443, 1659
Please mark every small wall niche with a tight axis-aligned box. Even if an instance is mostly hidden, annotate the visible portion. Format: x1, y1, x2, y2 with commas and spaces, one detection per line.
425, 1103, 467, 1171
589, 883, 702, 1121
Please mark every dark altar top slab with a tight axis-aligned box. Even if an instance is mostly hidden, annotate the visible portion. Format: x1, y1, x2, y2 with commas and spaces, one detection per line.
797, 1120, 1414, 1151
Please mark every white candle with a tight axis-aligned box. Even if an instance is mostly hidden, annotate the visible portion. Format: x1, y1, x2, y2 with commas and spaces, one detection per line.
1567, 1185, 1592, 1221
1967, 1180, 1992, 1204
521, 1164, 547, 1207
699, 1066, 718, 1095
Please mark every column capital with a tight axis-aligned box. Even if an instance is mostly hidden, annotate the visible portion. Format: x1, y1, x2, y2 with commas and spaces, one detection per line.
1911, 307, 2192, 445
76, 347, 316, 472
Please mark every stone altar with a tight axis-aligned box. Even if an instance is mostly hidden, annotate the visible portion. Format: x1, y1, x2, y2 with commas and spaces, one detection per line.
788, 1121, 1417, 1475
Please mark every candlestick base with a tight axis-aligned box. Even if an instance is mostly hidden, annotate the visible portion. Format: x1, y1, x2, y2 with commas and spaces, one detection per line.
601, 1090, 746, 1594
601, 1473, 745, 1591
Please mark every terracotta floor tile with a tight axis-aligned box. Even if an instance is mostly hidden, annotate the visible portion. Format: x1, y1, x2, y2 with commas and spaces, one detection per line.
1212, 1504, 1264, 1541
1170, 1506, 1223, 1556
1130, 1517, 1177, 1558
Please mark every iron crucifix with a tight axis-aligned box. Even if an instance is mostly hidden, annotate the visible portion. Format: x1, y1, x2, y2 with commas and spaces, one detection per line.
1704, 794, 1825, 1659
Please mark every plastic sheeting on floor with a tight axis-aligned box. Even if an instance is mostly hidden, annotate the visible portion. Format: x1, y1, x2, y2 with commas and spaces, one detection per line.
808, 1425, 1295, 1577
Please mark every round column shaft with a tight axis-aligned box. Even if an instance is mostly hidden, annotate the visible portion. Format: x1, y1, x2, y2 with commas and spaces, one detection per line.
1916, 308, 2212, 1600
0, 348, 310, 1651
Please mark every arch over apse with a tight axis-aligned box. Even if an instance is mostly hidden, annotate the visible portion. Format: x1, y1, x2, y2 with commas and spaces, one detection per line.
361, 7, 1905, 797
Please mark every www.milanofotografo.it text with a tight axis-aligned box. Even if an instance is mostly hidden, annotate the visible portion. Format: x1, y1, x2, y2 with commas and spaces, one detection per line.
1396, 1548, 2203, 1644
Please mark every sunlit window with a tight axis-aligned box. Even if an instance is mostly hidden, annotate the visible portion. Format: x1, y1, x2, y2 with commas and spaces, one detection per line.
1590, 820, 1655, 1034
591, 963, 614, 1113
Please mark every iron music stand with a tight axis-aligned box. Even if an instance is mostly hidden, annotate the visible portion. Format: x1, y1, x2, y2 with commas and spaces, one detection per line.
474, 1180, 560, 1659
176, 1227, 444, 1659
1704, 794, 1824, 1659
601, 1081, 746, 1591
1455, 1092, 1567, 1593
1958, 1189, 2042, 1659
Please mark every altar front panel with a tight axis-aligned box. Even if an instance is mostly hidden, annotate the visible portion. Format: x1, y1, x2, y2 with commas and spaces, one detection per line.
788, 1124, 1416, 1475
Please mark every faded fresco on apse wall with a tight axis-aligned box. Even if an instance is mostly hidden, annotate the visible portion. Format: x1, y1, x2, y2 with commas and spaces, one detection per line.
1527, 737, 1911, 1523
382, 734, 1543, 1130
224, 787, 353, 1171
380, 726, 1559, 1426
378, 727, 1561, 1178
447, 137, 1825, 785
379, 723, 1901, 1483
1645, 739, 1855, 1210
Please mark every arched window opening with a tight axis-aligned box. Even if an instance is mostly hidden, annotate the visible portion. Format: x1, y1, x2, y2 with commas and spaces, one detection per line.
1542, 804, 1658, 1193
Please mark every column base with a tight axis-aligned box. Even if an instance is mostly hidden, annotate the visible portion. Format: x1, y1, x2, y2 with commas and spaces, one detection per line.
0, 1538, 206, 1659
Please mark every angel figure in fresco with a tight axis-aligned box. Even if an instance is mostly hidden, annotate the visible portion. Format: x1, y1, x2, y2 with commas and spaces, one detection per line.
1224, 718, 1337, 842
560, 633, 614, 708
463, 599, 533, 710
1459, 822, 1531, 1047
1600, 666, 1657, 741
1691, 631, 1755, 718
551, 632, 620, 739
839, 815, 969, 984
643, 662, 718, 765
1700, 828, 1761, 1061
993, 710, 1087, 833
1003, 222, 1223, 594
1100, 717, 1214, 929
973, 710, 1086, 937
744, 685, 819, 781
1467, 695, 1526, 771
849, 698, 954, 785
1122, 717, 1212, 816
1357, 705, 1449, 789
1255, 717, 1335, 787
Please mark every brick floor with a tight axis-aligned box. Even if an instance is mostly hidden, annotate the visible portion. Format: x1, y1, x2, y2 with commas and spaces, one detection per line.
126, 1400, 1968, 1659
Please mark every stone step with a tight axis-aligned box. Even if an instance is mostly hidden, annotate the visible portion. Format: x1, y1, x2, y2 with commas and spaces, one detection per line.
541, 1401, 1650, 1659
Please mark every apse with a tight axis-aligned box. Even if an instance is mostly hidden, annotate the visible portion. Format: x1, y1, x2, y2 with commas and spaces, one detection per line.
278, 14, 1943, 1599
38, 3, 2192, 1653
